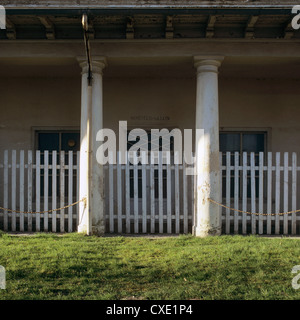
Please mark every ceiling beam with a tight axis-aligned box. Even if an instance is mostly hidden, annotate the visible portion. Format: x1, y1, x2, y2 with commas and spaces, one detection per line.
126, 16, 134, 39
206, 15, 216, 38
165, 16, 174, 39
244, 15, 259, 39
38, 16, 55, 40
5, 18, 16, 40
284, 21, 294, 39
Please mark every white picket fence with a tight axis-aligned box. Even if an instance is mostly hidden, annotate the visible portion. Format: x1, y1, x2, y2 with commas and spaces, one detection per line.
104, 152, 194, 234
221, 152, 300, 235
0, 150, 300, 235
0, 150, 80, 233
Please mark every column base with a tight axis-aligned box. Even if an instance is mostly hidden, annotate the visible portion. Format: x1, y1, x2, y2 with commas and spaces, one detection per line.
78, 223, 91, 235
92, 224, 105, 236
193, 225, 222, 238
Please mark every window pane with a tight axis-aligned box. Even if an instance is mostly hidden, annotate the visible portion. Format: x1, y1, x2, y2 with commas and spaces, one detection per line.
38, 133, 59, 151
220, 133, 240, 152
242, 134, 265, 153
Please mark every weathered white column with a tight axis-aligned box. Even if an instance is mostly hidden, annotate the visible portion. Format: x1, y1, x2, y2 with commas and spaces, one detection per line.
90, 57, 107, 235
193, 56, 224, 237
78, 58, 92, 235
77, 57, 107, 235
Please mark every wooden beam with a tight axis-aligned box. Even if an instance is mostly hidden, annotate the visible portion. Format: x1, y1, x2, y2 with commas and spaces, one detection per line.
284, 22, 294, 39
206, 15, 216, 38
126, 16, 134, 39
245, 15, 259, 39
6, 18, 16, 40
38, 16, 55, 40
165, 15, 174, 39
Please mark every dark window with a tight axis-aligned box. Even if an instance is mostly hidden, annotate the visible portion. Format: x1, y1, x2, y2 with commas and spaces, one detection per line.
37, 131, 80, 153
36, 130, 80, 197
220, 132, 266, 198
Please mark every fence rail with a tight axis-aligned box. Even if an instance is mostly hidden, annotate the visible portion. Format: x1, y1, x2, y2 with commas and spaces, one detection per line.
0, 150, 300, 235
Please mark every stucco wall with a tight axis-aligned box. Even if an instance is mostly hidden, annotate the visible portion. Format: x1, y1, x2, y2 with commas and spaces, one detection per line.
0, 74, 299, 154
220, 77, 300, 153
0, 77, 81, 151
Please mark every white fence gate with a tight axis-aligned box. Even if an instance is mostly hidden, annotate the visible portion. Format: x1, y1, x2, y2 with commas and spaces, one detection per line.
104, 152, 194, 234
0, 150, 300, 235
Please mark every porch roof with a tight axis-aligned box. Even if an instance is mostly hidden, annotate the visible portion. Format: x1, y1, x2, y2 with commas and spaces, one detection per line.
1, 0, 300, 10
0, 2, 299, 40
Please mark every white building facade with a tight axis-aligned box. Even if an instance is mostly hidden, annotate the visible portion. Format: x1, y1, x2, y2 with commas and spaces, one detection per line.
0, 1, 300, 236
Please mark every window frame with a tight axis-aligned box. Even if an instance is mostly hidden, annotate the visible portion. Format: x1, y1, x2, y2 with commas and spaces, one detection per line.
219, 128, 270, 200
33, 127, 80, 153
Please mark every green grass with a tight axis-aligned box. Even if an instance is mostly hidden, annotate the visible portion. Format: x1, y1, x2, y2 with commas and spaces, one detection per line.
0, 232, 300, 300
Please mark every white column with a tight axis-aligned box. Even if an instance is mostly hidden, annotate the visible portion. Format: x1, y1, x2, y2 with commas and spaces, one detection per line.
77, 56, 107, 235
193, 56, 224, 237
78, 59, 92, 235
90, 58, 107, 235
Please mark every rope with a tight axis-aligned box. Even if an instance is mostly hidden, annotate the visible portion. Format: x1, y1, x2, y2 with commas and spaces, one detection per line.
208, 198, 300, 216
0, 198, 86, 215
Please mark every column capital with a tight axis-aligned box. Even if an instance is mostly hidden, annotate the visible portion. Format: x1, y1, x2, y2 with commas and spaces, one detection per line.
77, 56, 108, 75
194, 56, 224, 73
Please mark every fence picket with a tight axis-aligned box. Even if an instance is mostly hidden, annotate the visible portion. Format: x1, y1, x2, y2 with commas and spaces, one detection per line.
125, 154, 130, 233
242, 152, 247, 235
109, 152, 114, 233
158, 152, 163, 234
250, 152, 256, 235
44, 151, 49, 231
68, 151, 73, 233
142, 152, 147, 233
133, 158, 139, 234
76, 151, 80, 227
150, 152, 155, 233
167, 153, 172, 234
234, 152, 239, 234
267, 152, 272, 235
52, 151, 57, 232
20, 150, 25, 232
220, 152, 223, 232
117, 152, 122, 233
292, 153, 297, 235
3, 150, 8, 231
11, 150, 16, 232
183, 160, 188, 234
283, 152, 289, 235
60, 151, 65, 233
258, 152, 264, 235
28, 150, 33, 232
36, 151, 41, 232
175, 152, 180, 234
275, 152, 280, 235
226, 152, 231, 234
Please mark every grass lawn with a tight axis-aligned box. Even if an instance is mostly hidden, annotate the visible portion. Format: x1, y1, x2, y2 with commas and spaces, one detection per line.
0, 232, 300, 300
